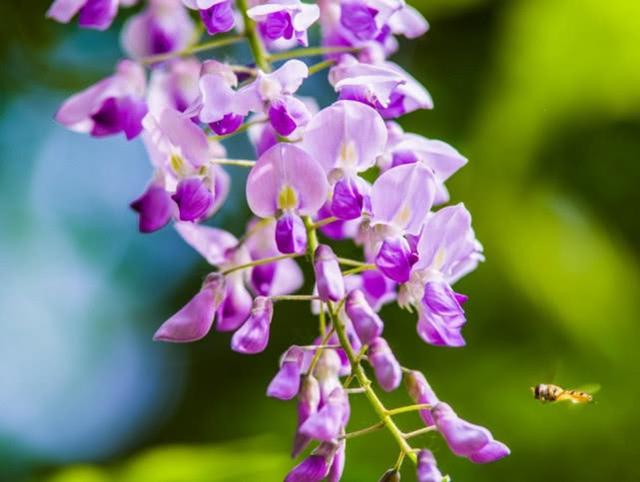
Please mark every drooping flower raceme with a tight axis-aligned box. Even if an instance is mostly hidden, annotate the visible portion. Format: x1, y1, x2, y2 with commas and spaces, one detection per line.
48, 0, 509, 479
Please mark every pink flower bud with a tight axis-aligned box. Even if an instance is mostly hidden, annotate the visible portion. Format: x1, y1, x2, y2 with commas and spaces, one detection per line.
368, 337, 402, 392
345, 289, 383, 344
432, 402, 510, 464
405, 370, 438, 426
417, 450, 443, 482
314, 245, 345, 302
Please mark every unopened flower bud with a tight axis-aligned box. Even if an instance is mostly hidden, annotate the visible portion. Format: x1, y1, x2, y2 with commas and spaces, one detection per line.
368, 337, 402, 392
300, 387, 350, 442
345, 289, 383, 344
314, 244, 345, 302
417, 450, 443, 482
432, 402, 510, 464
327, 440, 346, 482
292, 375, 321, 457
378, 468, 401, 482
231, 296, 273, 354
405, 370, 438, 426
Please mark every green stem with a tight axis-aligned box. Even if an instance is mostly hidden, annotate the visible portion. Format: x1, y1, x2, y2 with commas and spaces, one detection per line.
238, 0, 270, 72
336, 257, 369, 267
210, 158, 256, 168
342, 421, 385, 439
306, 327, 336, 376
402, 426, 437, 440
271, 294, 320, 302
267, 46, 360, 62
221, 253, 299, 275
311, 216, 338, 229
303, 215, 319, 259
141, 35, 245, 64
319, 302, 327, 336
329, 304, 418, 465
342, 264, 377, 277
308, 59, 336, 75
386, 403, 432, 417
344, 387, 366, 394
393, 451, 406, 471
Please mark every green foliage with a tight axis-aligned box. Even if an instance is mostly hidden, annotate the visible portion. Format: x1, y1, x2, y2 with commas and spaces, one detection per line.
47, 439, 290, 482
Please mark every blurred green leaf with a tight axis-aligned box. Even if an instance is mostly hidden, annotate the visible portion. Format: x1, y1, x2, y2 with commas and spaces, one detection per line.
46, 438, 290, 482
465, 0, 640, 360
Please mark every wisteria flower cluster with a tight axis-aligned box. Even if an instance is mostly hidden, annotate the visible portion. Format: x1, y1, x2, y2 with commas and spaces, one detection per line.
48, 0, 509, 479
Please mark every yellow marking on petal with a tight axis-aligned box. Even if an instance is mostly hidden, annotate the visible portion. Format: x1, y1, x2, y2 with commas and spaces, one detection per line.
170, 153, 185, 174
393, 204, 412, 227
339, 141, 358, 169
433, 248, 446, 271
258, 76, 280, 101
278, 185, 298, 210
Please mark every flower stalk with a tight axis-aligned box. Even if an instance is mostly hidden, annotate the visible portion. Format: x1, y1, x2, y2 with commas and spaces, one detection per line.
141, 34, 245, 65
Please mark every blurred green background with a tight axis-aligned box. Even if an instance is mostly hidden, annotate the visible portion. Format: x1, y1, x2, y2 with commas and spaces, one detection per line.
1, 0, 639, 481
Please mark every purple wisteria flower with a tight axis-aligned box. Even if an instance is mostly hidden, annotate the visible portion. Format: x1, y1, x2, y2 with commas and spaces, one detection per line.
314, 245, 345, 302
130, 183, 174, 232
133, 107, 230, 228
301, 100, 386, 219
182, 0, 236, 35
292, 374, 321, 457
153, 272, 226, 342
46, 0, 138, 30
368, 162, 436, 282
405, 369, 438, 426
319, 0, 427, 60
382, 123, 467, 205
231, 296, 274, 353
345, 269, 396, 311
345, 289, 383, 344
248, 0, 320, 47
244, 218, 304, 296
195, 60, 311, 136
432, 402, 510, 464
330, 56, 433, 118
404, 203, 483, 346
121, 0, 195, 60
285, 442, 341, 482
267, 345, 308, 400
416, 449, 443, 482
55, 60, 147, 140
236, 60, 311, 135
246, 143, 328, 253
148, 58, 202, 114
169, 222, 254, 333
299, 386, 350, 441
368, 337, 402, 391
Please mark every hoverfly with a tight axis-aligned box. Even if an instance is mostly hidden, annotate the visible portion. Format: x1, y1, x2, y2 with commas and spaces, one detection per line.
531, 383, 600, 404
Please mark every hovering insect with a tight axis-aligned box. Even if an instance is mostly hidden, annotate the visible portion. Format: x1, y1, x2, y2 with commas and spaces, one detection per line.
531, 383, 600, 404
